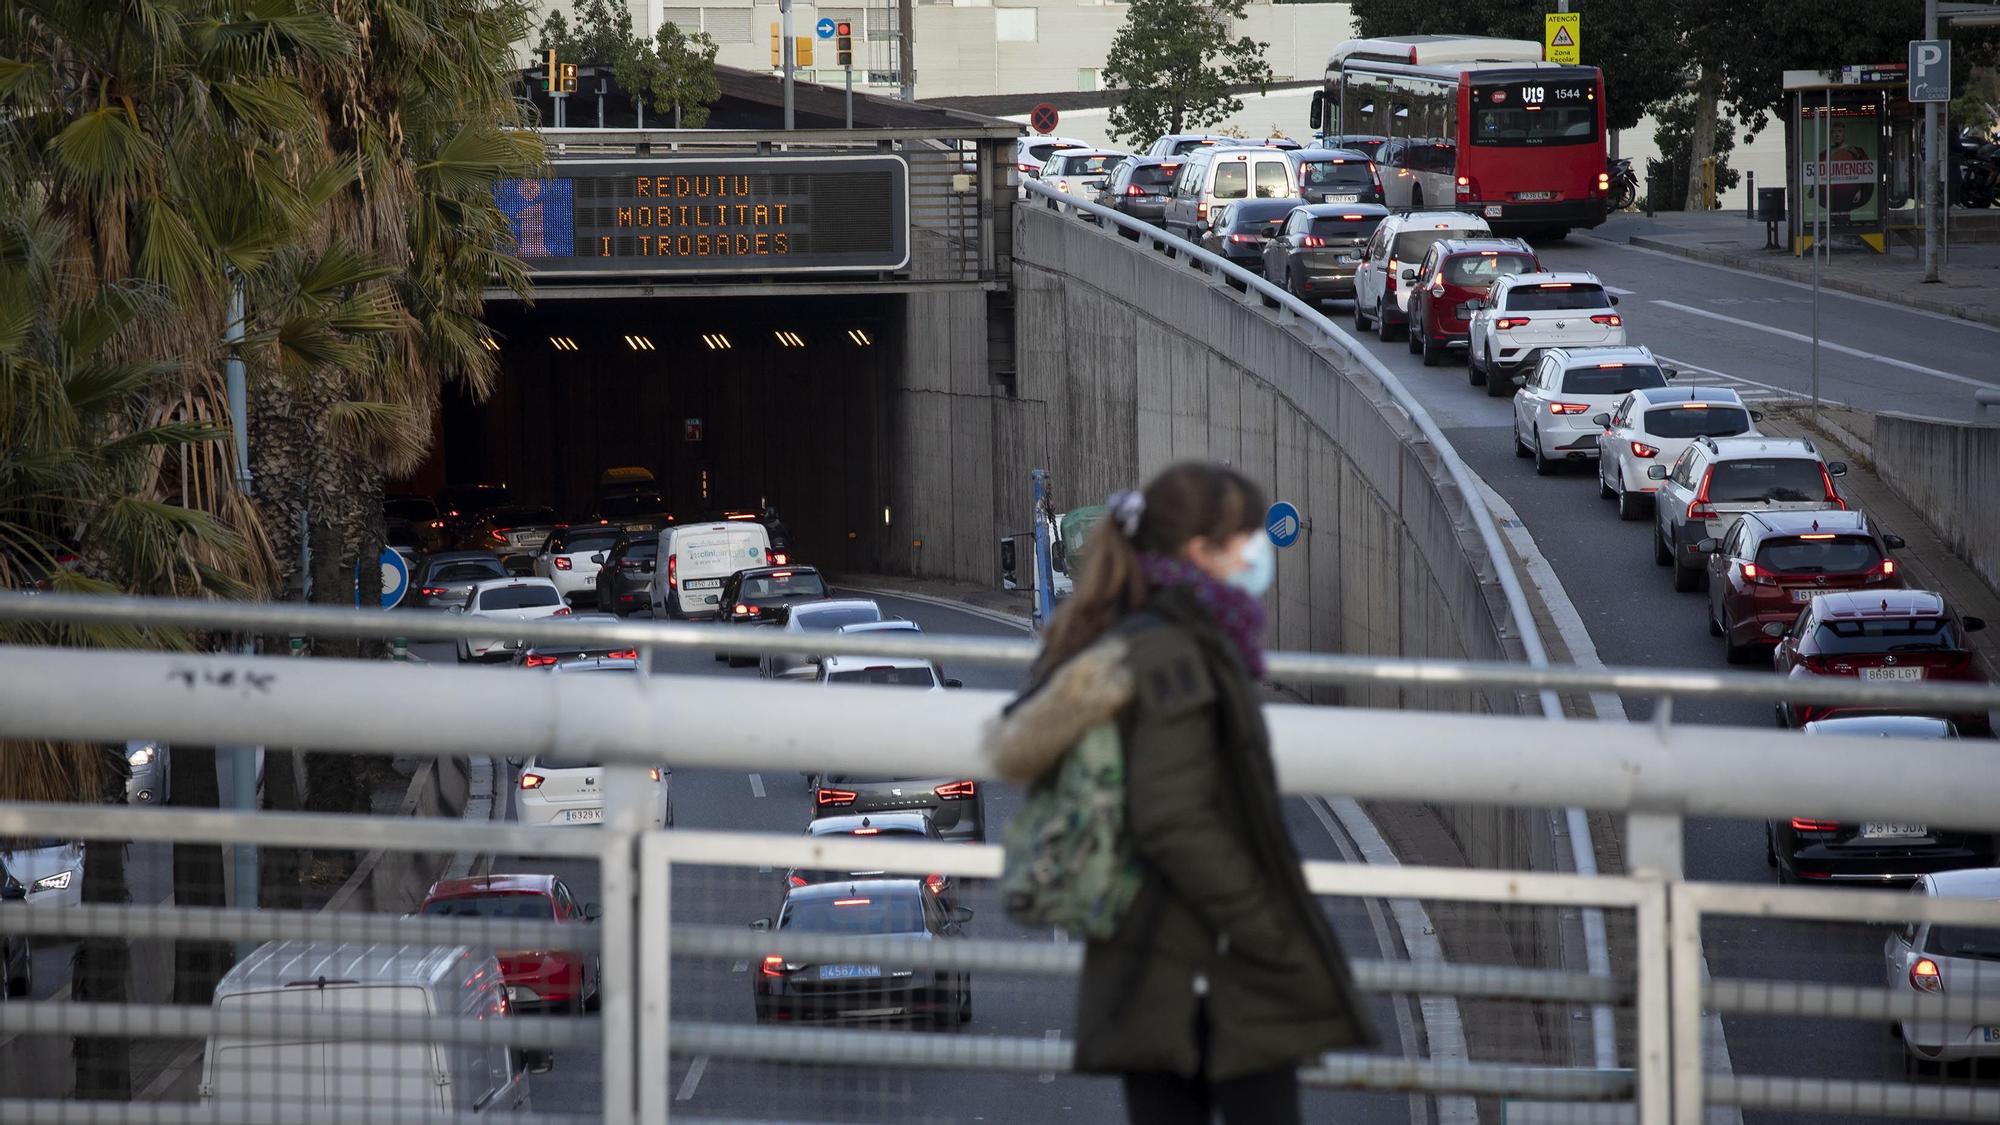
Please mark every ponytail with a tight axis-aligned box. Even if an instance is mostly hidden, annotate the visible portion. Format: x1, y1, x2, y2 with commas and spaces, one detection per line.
1034, 461, 1264, 676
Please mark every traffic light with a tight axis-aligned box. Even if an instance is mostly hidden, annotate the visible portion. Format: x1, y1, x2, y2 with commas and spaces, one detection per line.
796, 36, 812, 67
560, 63, 578, 93
545, 48, 557, 92
836, 22, 853, 67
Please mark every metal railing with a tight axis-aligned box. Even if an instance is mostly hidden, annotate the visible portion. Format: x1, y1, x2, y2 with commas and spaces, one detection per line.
3, 597, 2000, 1123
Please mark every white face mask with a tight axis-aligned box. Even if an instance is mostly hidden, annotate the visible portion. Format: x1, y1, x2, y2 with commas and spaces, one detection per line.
1225, 534, 1275, 597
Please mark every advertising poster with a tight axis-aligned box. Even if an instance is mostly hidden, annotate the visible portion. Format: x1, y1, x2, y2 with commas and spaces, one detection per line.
1799, 111, 1880, 227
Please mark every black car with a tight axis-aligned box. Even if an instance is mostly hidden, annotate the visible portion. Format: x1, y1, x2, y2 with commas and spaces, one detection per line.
513, 613, 637, 668
597, 536, 658, 617
1198, 197, 1304, 272
1262, 203, 1387, 302
458, 505, 559, 560
434, 482, 512, 544
751, 879, 972, 1027
591, 491, 674, 537
1094, 156, 1181, 230
1767, 715, 1995, 884
783, 812, 955, 900
1291, 149, 1383, 205
718, 565, 830, 665
383, 496, 445, 552
811, 759, 985, 845
2, 863, 30, 999
409, 551, 507, 610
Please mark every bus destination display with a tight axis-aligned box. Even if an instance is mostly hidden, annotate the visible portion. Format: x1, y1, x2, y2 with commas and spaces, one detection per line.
493, 155, 911, 276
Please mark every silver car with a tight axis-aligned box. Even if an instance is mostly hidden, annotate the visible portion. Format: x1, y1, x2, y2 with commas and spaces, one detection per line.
0, 839, 83, 909
1885, 867, 2000, 1066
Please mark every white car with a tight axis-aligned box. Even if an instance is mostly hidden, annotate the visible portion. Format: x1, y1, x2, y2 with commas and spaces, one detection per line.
452, 577, 570, 663
1015, 135, 1090, 179
1596, 385, 1760, 520
814, 653, 958, 689
1468, 271, 1626, 398
1511, 346, 1670, 476
760, 599, 884, 680
517, 659, 672, 828
0, 839, 83, 908
1351, 210, 1491, 341
1038, 148, 1132, 204
531, 525, 626, 607
1884, 867, 2000, 1067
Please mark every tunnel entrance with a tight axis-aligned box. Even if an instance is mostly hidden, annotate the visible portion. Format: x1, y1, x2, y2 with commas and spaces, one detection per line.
413, 294, 901, 575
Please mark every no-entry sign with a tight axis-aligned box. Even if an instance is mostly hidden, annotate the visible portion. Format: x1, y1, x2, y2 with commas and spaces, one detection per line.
1029, 103, 1060, 135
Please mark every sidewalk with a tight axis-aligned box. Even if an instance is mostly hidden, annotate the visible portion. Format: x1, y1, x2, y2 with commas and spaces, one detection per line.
1592, 209, 2000, 328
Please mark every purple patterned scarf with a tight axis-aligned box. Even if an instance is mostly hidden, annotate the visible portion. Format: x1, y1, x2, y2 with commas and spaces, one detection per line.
1138, 552, 1268, 679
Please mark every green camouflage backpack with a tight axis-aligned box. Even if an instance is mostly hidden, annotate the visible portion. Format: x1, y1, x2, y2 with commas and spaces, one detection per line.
1000, 721, 1144, 941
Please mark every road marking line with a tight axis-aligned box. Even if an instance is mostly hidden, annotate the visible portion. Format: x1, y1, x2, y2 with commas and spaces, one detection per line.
1651, 300, 1995, 390
674, 1055, 708, 1101
1602, 284, 1635, 295
1655, 354, 1851, 411
1038, 1029, 1062, 1083
747, 772, 765, 799
731, 959, 748, 973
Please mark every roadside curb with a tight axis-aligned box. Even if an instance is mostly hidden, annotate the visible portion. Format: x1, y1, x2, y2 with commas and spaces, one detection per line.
833, 584, 1035, 632
1626, 235, 2000, 329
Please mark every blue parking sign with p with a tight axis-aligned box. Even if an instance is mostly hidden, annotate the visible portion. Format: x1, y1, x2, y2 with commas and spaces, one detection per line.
1266, 501, 1302, 548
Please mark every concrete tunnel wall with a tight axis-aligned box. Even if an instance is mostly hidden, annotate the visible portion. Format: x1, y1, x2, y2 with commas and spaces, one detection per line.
885, 207, 1573, 964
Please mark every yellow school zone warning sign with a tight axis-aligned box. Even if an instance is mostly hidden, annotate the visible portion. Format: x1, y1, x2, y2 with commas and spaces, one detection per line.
1545, 12, 1580, 64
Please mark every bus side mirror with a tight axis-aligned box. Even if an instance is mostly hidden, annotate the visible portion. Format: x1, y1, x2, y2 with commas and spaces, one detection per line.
1309, 90, 1325, 131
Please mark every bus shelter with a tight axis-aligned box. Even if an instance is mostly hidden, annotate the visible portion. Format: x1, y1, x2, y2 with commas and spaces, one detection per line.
1783, 66, 1923, 255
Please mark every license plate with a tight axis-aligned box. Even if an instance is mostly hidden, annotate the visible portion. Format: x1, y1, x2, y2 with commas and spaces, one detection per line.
1863, 823, 1927, 838
626, 523, 656, 533
563, 808, 605, 824
1790, 589, 1818, 603
684, 579, 721, 590
1982, 1027, 2000, 1042
1484, 204, 1503, 217
581, 575, 595, 585
1516, 191, 1555, 201
1328, 194, 1359, 203
1862, 666, 1924, 682
819, 964, 881, 980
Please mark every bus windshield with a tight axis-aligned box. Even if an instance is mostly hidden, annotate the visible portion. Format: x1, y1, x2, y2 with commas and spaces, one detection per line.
1472, 82, 1598, 147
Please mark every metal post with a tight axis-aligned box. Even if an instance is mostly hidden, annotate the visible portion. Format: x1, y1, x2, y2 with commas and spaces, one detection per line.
845, 63, 854, 130
1030, 470, 1056, 631
1811, 87, 1828, 420
781, 0, 795, 130
1745, 170, 1755, 220
223, 282, 258, 919
600, 765, 649, 1123
637, 834, 672, 1123
1942, 99, 1951, 266
897, 0, 914, 100
1925, 0, 1941, 282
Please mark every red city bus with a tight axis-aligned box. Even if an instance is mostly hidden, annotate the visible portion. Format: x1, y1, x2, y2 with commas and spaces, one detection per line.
1311, 36, 1610, 237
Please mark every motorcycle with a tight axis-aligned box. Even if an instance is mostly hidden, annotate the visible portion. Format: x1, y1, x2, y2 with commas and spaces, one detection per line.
1950, 132, 1997, 209
1607, 157, 1638, 211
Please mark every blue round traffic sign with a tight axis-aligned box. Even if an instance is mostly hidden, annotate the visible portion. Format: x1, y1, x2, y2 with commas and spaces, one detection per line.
1266, 501, 1302, 549
815, 17, 836, 39
374, 547, 411, 609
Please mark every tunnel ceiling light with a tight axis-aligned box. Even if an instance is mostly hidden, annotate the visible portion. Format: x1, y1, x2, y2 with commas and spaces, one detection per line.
479, 336, 501, 352
549, 336, 579, 352
702, 333, 732, 351
774, 330, 806, 348
624, 335, 655, 351
846, 329, 873, 347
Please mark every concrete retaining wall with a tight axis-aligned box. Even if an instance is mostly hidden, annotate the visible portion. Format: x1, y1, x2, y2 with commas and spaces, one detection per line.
1874, 413, 2000, 597
1004, 207, 1562, 898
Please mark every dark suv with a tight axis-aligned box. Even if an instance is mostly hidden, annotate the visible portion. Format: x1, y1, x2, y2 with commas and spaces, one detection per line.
1290, 148, 1382, 205
1703, 510, 1907, 664
1199, 198, 1303, 274
597, 536, 658, 617
1094, 156, 1181, 230
1407, 238, 1540, 367
1261, 204, 1387, 301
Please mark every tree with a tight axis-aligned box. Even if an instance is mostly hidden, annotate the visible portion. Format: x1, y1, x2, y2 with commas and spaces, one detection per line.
1648, 92, 1741, 211
1101, 0, 1275, 146
540, 2, 721, 127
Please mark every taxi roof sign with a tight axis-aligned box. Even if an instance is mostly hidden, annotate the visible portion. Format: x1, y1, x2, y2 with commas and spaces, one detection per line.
1544, 12, 1580, 65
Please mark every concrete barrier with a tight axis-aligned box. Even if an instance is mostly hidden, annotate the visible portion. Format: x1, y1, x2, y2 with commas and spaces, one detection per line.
1873, 412, 2000, 597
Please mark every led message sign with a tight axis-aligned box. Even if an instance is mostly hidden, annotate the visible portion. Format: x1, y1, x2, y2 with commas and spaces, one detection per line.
493, 155, 910, 276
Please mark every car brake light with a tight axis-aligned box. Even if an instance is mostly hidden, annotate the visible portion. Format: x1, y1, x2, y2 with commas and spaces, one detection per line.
925, 873, 947, 895
489, 529, 507, 542
649, 768, 661, 782
666, 553, 677, 589
519, 772, 545, 790
553, 557, 572, 570
1688, 469, 1717, 522
1549, 402, 1590, 415
788, 874, 807, 887
1126, 183, 1145, 196
1591, 314, 1622, 326
935, 781, 978, 799
1740, 562, 1774, 585
609, 649, 638, 659
1196, 201, 1208, 219
852, 827, 881, 835
1630, 441, 1660, 458
1300, 235, 1325, 247
420, 586, 446, 597
1455, 175, 1476, 200
815, 788, 857, 807
761, 955, 788, 977
733, 604, 760, 617
833, 898, 872, 907
1911, 957, 1943, 993
429, 519, 444, 529
1790, 817, 1839, 832
551, 606, 571, 616
1494, 317, 1530, 330
1229, 233, 1262, 244
1598, 172, 1611, 192
1878, 559, 1897, 578
1819, 465, 1846, 509
524, 653, 560, 668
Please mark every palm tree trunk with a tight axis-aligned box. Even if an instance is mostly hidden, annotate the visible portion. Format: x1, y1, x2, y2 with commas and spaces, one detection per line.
71, 749, 131, 1100
168, 746, 233, 1005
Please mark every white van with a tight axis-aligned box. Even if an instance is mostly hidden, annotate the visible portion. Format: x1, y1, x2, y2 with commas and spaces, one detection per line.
202, 941, 535, 1115
651, 520, 774, 619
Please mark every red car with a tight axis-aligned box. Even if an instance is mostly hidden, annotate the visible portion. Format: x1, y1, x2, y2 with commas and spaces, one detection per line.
1770, 590, 1989, 730
1703, 510, 1907, 664
1406, 237, 1540, 368
419, 874, 600, 1013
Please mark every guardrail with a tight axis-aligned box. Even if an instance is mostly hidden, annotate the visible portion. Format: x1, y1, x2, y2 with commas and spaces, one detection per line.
4, 598, 2000, 1123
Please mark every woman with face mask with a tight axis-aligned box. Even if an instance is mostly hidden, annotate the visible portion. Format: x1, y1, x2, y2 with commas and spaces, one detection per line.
988, 461, 1374, 1125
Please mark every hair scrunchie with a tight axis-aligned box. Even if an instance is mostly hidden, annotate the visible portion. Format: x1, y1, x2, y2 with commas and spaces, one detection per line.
1107, 489, 1146, 537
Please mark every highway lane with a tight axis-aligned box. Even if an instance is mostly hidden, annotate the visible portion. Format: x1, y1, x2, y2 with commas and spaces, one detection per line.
1327, 240, 1984, 1121
449, 591, 1415, 1123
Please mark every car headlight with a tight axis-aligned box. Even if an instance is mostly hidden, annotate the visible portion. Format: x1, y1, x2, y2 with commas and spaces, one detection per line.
34, 869, 74, 892
127, 744, 157, 767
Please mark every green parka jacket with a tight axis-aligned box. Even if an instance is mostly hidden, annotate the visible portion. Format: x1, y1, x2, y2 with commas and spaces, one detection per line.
987, 586, 1375, 1081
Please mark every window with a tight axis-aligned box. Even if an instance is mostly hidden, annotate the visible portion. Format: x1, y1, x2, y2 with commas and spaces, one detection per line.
1670, 450, 1700, 489
795, 605, 881, 631
995, 8, 1036, 42
432, 561, 504, 584
663, 8, 700, 33
1311, 215, 1381, 239
1559, 364, 1667, 396
1389, 229, 1458, 264
1473, 103, 1598, 146
781, 893, 926, 935
702, 7, 751, 43
1812, 617, 1961, 655
421, 894, 553, 919
1756, 537, 1881, 574
826, 665, 939, 687
1060, 153, 1122, 177
1298, 159, 1375, 191
1212, 162, 1249, 200
552, 528, 625, 554
1444, 252, 1535, 286
1643, 406, 1752, 439
1505, 284, 1610, 311
480, 584, 561, 610
742, 571, 828, 600
1705, 459, 1830, 503
1253, 161, 1290, 198
1131, 163, 1176, 190
1077, 68, 1099, 93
